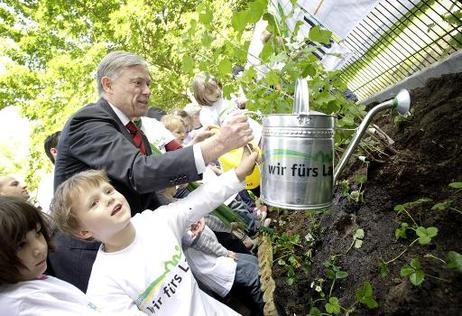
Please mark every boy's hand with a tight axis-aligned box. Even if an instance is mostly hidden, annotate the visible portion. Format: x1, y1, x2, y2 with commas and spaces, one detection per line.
235, 148, 258, 181
227, 251, 239, 261
190, 218, 205, 236
190, 126, 215, 145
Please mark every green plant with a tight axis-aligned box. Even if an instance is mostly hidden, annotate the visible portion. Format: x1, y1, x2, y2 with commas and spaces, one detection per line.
379, 198, 439, 277
448, 181, 462, 190
310, 281, 378, 315
447, 251, 462, 273
400, 258, 425, 286
345, 228, 365, 254
400, 258, 449, 286
324, 256, 348, 298
431, 199, 462, 216
273, 233, 310, 285
339, 175, 367, 204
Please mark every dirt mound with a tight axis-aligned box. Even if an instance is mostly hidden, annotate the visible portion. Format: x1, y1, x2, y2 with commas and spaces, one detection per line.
271, 73, 462, 315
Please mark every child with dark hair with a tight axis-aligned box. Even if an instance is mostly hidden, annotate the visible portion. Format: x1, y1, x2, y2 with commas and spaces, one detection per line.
0, 196, 137, 315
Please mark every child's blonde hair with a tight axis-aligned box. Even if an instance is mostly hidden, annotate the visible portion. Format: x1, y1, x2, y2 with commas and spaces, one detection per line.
51, 170, 109, 239
192, 72, 222, 106
161, 114, 186, 132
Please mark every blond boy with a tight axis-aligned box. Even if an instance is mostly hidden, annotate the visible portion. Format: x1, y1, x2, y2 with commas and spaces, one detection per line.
51, 151, 258, 315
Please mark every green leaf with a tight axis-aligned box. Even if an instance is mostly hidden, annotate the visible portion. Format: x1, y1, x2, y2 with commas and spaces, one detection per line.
218, 58, 232, 76
378, 259, 389, 278
287, 277, 294, 285
335, 271, 348, 279
231, 10, 249, 33
416, 226, 438, 245
431, 200, 452, 211
448, 182, 462, 189
354, 239, 363, 249
353, 228, 365, 240
248, 0, 267, 24
308, 25, 332, 44
302, 63, 316, 77
401, 259, 425, 286
447, 251, 462, 272
325, 297, 341, 314
199, 6, 213, 26
260, 42, 273, 62
356, 281, 379, 309
308, 307, 322, 316
410, 270, 425, 286
394, 204, 406, 213
395, 222, 409, 240
400, 266, 414, 277
201, 33, 213, 47
182, 55, 194, 75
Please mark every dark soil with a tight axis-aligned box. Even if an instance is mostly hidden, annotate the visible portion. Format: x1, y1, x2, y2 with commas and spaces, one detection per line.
270, 73, 462, 315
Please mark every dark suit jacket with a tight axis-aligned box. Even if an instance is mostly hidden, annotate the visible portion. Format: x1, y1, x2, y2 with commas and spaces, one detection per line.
48, 98, 201, 291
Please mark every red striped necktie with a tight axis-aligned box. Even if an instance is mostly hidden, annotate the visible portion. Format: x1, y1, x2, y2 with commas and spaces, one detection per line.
126, 121, 146, 155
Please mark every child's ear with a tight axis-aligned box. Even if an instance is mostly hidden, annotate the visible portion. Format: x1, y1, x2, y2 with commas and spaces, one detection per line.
73, 229, 94, 240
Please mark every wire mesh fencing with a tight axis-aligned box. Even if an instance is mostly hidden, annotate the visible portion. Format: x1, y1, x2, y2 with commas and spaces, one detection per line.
338, 0, 462, 101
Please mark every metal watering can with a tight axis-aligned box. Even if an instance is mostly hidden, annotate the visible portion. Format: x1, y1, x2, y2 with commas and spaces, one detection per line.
260, 79, 411, 210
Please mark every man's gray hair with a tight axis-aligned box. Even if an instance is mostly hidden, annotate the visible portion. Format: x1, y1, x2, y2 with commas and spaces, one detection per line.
96, 51, 148, 96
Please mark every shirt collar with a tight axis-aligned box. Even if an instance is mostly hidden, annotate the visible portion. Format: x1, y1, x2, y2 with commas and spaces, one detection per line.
108, 101, 131, 126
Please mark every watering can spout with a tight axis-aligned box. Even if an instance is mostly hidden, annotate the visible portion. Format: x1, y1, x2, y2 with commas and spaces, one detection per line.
333, 89, 411, 183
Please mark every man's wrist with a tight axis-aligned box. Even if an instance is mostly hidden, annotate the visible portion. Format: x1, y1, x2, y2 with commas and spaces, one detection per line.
199, 135, 226, 164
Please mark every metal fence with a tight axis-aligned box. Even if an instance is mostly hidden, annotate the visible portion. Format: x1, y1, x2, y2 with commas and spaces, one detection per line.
338, 0, 462, 101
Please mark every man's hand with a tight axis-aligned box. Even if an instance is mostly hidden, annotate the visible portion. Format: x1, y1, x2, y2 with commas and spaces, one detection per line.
219, 114, 253, 151
199, 113, 253, 165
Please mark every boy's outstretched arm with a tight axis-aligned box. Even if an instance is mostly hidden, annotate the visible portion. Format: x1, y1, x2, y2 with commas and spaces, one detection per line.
160, 149, 258, 237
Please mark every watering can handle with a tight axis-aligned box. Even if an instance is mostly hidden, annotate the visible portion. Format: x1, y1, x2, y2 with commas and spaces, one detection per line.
293, 78, 310, 115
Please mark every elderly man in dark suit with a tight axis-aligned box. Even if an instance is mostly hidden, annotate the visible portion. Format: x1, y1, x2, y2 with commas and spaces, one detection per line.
49, 51, 253, 292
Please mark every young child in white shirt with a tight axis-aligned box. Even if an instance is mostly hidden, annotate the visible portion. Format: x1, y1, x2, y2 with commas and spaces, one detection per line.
50, 150, 259, 315
192, 72, 262, 143
0, 196, 137, 316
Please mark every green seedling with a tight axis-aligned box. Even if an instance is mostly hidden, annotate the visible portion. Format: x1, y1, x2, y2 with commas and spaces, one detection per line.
448, 181, 462, 189
378, 259, 390, 278
273, 233, 310, 285
415, 226, 438, 245
325, 297, 341, 315
384, 224, 437, 267
395, 222, 409, 240
324, 256, 348, 297
447, 251, 462, 272
432, 199, 462, 216
394, 198, 432, 226
355, 281, 379, 309
400, 258, 425, 286
346, 228, 365, 254
308, 307, 322, 316
401, 258, 449, 286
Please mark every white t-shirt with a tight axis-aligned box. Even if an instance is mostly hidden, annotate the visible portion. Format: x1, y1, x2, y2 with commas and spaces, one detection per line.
199, 98, 262, 143
0, 275, 139, 316
86, 171, 244, 315
183, 235, 236, 297
140, 116, 176, 154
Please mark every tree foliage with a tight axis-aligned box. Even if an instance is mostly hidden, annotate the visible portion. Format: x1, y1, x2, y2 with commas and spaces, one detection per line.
0, 0, 360, 187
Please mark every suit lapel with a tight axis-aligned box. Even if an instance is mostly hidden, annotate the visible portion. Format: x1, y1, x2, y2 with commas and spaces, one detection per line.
98, 98, 152, 156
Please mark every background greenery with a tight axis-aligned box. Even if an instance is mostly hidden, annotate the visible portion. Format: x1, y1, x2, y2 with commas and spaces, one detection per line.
0, 0, 358, 187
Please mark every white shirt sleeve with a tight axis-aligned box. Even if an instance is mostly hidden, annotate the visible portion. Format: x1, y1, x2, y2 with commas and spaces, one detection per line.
192, 144, 207, 174
158, 170, 245, 239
